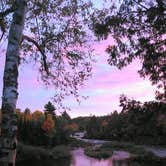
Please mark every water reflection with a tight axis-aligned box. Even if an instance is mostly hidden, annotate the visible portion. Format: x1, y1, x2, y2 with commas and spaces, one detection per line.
16, 148, 165, 166
71, 148, 131, 166
70, 148, 164, 166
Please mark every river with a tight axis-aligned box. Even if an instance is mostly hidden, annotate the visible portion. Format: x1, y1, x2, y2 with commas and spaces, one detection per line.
71, 148, 132, 166
17, 147, 162, 166
69, 132, 164, 166
16, 132, 165, 166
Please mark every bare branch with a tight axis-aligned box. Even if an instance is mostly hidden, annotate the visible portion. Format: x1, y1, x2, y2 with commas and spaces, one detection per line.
22, 35, 49, 75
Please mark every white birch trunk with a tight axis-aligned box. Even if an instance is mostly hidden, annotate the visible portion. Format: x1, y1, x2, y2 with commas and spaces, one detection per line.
0, 0, 27, 166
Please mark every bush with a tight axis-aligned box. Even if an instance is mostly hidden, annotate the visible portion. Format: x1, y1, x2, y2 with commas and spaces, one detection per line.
69, 138, 91, 148
16, 143, 71, 163
52, 145, 71, 160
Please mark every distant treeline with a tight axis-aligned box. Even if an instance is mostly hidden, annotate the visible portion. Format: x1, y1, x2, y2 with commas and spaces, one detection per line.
15, 101, 78, 146
1, 97, 166, 146
76, 95, 166, 145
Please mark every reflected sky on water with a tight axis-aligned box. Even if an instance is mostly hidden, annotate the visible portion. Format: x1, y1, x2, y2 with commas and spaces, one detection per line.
70, 148, 163, 166
16, 148, 164, 166
71, 148, 132, 166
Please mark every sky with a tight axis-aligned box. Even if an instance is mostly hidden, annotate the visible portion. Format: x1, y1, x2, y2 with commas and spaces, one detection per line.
0, 0, 157, 118
0, 36, 156, 118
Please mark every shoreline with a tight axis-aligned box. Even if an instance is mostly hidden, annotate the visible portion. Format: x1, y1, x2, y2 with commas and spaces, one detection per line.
72, 133, 166, 162
15, 138, 166, 165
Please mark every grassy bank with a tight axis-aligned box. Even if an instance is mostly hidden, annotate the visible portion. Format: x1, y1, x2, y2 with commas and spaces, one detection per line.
101, 142, 158, 161
16, 138, 90, 164
16, 143, 71, 163
68, 138, 92, 148
85, 146, 112, 159
84, 141, 166, 162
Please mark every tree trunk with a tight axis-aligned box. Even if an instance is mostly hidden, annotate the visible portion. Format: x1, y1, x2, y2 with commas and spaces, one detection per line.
0, 0, 27, 166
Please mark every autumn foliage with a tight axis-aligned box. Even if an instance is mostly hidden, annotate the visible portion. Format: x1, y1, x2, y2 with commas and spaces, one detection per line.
42, 114, 55, 134
16, 103, 74, 146
64, 123, 78, 132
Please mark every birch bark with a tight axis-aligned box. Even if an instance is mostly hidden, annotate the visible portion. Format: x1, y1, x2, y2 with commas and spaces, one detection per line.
0, 0, 27, 165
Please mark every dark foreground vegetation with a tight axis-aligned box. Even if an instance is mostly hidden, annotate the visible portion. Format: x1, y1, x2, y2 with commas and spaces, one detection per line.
16, 138, 90, 164
16, 143, 71, 163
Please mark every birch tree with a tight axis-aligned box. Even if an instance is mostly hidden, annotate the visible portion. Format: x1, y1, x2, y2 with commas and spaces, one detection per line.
0, 0, 93, 165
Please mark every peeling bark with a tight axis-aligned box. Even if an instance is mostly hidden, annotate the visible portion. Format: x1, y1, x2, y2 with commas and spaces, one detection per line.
0, 0, 27, 166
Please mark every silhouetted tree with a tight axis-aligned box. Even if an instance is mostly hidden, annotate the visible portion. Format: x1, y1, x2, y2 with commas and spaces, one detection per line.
92, 0, 166, 101
86, 116, 101, 138
62, 111, 71, 121
85, 96, 166, 145
44, 101, 56, 117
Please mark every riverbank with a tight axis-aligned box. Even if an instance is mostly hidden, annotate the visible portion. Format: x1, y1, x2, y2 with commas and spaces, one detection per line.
73, 132, 166, 161
16, 143, 71, 164
16, 137, 166, 165
16, 138, 91, 164
84, 141, 166, 163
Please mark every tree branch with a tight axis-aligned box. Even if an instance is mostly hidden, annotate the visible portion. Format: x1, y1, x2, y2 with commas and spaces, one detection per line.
0, 17, 6, 42
132, 0, 148, 10
22, 35, 49, 75
0, 5, 16, 17
0, 30, 4, 42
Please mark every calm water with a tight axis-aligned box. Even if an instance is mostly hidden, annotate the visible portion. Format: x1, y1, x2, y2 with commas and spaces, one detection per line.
16, 148, 164, 166
71, 148, 130, 166
70, 148, 158, 166
17, 133, 166, 166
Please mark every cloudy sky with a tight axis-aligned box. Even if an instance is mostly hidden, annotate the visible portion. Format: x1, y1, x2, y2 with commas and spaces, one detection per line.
0, 36, 156, 118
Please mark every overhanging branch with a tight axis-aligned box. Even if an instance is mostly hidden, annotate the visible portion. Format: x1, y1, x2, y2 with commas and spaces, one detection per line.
0, 5, 16, 17
22, 35, 49, 75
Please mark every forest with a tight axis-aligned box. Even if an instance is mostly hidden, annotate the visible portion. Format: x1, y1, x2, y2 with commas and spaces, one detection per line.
16, 102, 78, 146
85, 95, 166, 145
11, 96, 166, 147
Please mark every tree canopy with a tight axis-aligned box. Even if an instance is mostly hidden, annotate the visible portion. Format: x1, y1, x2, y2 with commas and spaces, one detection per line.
92, 0, 166, 101
0, 0, 94, 108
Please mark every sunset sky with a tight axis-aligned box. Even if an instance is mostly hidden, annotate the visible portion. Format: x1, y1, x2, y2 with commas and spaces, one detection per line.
0, 36, 156, 118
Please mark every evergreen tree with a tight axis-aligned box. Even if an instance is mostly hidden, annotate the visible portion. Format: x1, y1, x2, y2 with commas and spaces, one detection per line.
86, 116, 101, 138
44, 101, 56, 117
62, 111, 71, 121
